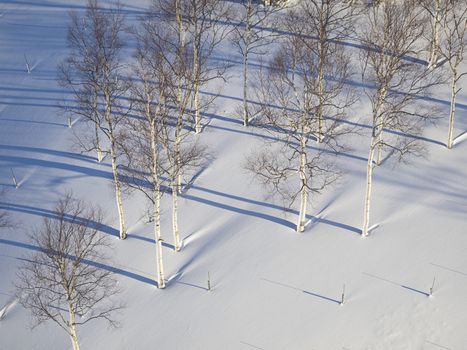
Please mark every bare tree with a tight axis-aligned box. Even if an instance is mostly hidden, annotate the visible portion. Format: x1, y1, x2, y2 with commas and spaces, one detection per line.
439, 0, 467, 149
184, 0, 231, 133
231, 0, 288, 127
15, 193, 121, 350
59, 0, 129, 239
132, 7, 208, 252
359, 0, 440, 237
284, 0, 356, 143
246, 24, 349, 232
122, 26, 171, 287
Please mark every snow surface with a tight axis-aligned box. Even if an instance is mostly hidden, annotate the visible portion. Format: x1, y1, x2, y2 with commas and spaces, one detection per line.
1, 1, 467, 349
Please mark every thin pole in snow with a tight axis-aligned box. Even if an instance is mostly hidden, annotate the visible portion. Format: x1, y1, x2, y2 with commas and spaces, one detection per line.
10, 168, 18, 188
429, 277, 436, 297
68, 117, 72, 128
340, 284, 345, 305
24, 54, 31, 74
207, 271, 211, 292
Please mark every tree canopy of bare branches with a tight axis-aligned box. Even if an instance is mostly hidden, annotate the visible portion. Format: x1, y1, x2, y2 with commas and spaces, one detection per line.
15, 193, 121, 350
359, 0, 441, 237
59, 0, 130, 239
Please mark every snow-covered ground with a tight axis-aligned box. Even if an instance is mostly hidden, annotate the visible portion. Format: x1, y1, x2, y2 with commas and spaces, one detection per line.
1, 1, 467, 349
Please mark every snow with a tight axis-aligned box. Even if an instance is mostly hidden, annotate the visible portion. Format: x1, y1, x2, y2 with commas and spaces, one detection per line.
1, 1, 467, 349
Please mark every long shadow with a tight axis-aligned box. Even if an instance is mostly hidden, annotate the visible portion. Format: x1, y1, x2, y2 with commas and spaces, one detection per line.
261, 278, 341, 304
0, 144, 99, 164
190, 185, 361, 235
0, 155, 113, 180
207, 123, 368, 163
363, 272, 429, 297
0, 118, 65, 128
182, 193, 296, 230
0, 202, 119, 237
0, 238, 155, 286
0, 0, 147, 15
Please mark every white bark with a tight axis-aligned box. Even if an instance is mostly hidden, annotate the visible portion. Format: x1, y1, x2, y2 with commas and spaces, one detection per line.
242, 2, 252, 127
362, 138, 376, 237
447, 73, 457, 149
172, 182, 181, 251
68, 303, 80, 350
105, 93, 126, 240
296, 134, 308, 232
428, 0, 442, 69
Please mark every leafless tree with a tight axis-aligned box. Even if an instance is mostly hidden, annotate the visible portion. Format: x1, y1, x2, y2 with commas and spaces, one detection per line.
283, 0, 357, 143
231, 0, 288, 127
171, 0, 232, 134
128, 10, 207, 252
359, 0, 441, 237
439, 0, 467, 149
121, 26, 172, 287
420, 0, 447, 69
59, 0, 130, 239
15, 193, 121, 350
246, 23, 351, 232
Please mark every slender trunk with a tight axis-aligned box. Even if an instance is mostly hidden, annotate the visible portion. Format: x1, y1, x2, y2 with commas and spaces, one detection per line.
95, 122, 103, 163
68, 303, 80, 350
109, 131, 126, 240
193, 18, 202, 134
362, 137, 377, 237
93, 94, 103, 163
243, 4, 252, 127
243, 48, 249, 126
316, 26, 326, 144
375, 88, 387, 166
150, 121, 165, 288
447, 72, 457, 149
428, 0, 441, 69
172, 181, 181, 251
296, 133, 308, 232
105, 96, 126, 240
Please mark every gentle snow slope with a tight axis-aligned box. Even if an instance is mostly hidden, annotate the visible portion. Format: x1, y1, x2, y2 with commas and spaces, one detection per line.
1, 1, 467, 350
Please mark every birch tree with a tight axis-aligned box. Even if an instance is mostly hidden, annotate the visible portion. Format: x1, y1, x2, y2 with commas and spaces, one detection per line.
231, 0, 287, 127
246, 26, 350, 232
439, 0, 467, 149
122, 28, 171, 287
15, 194, 121, 350
143, 4, 207, 252
181, 0, 231, 134
59, 0, 129, 239
284, 0, 356, 143
420, 0, 446, 69
359, 0, 440, 237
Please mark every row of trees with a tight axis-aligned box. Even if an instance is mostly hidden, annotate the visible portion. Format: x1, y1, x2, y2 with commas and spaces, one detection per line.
58, 0, 466, 285
6, 1, 466, 349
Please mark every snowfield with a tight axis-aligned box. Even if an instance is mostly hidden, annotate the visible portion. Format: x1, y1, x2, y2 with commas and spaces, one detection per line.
1, 1, 467, 349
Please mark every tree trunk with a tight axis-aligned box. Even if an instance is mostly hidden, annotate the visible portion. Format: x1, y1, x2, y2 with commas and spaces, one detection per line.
109, 133, 126, 240
362, 138, 376, 237
150, 121, 165, 288
243, 3, 252, 127
68, 304, 80, 350
447, 73, 457, 149
316, 24, 326, 144
375, 88, 387, 166
296, 134, 308, 232
193, 18, 202, 134
172, 182, 181, 251
428, 0, 441, 69
243, 48, 249, 127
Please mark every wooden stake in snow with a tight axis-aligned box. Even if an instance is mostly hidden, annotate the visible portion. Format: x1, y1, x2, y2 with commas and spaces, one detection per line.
68, 117, 72, 128
429, 277, 436, 297
340, 284, 346, 305
24, 54, 31, 74
207, 272, 211, 292
10, 168, 18, 188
